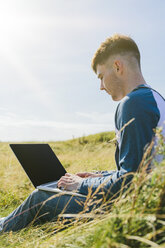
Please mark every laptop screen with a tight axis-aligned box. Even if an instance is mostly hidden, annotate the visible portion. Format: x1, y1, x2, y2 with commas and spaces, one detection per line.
10, 144, 66, 187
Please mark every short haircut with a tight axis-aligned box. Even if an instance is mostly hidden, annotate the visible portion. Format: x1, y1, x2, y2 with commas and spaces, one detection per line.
91, 34, 141, 73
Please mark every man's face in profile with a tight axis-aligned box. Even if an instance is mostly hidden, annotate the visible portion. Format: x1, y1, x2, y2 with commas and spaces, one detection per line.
96, 58, 123, 101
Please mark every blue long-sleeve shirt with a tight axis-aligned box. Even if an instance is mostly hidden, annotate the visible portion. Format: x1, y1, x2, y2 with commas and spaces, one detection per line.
78, 85, 165, 199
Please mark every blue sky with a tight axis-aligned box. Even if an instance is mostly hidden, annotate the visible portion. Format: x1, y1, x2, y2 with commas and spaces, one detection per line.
0, 0, 165, 141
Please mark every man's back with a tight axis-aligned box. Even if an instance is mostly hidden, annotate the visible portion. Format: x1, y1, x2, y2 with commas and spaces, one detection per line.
115, 84, 165, 172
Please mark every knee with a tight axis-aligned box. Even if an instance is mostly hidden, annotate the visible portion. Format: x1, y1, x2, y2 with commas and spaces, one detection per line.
29, 189, 52, 205
28, 189, 49, 207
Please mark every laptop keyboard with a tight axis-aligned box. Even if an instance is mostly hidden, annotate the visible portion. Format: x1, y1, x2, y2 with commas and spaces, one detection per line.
47, 182, 58, 188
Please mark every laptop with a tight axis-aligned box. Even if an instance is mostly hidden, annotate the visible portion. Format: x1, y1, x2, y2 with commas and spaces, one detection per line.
10, 144, 86, 198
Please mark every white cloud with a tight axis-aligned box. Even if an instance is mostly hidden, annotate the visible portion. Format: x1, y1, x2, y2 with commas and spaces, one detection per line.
0, 112, 114, 141
0, 113, 113, 129
76, 111, 115, 124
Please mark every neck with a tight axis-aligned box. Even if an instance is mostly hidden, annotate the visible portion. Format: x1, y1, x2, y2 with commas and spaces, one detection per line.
123, 71, 147, 96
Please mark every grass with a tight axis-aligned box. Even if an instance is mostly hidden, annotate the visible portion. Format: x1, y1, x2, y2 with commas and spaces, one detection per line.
0, 130, 165, 247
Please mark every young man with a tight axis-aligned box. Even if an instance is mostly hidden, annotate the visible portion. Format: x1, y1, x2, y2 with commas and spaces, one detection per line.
0, 34, 165, 233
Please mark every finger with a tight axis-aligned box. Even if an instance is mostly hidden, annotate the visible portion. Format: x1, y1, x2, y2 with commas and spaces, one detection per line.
76, 172, 88, 177
64, 173, 81, 180
65, 173, 72, 176
59, 175, 68, 180
76, 172, 84, 176
57, 182, 67, 189
59, 181, 75, 186
59, 175, 73, 181
58, 181, 75, 189
58, 178, 73, 184
58, 178, 72, 187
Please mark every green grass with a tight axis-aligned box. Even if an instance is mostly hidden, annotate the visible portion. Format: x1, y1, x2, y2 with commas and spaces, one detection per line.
0, 130, 165, 248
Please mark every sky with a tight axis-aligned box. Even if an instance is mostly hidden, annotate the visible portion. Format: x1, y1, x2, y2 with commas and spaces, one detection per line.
0, 0, 165, 141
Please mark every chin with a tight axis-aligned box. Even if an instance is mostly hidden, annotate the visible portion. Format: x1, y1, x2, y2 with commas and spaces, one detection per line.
111, 95, 123, 101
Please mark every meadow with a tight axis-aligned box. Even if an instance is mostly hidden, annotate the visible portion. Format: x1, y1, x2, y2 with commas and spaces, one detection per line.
0, 131, 165, 248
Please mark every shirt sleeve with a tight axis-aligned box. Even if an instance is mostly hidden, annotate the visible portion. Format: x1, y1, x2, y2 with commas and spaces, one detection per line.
78, 168, 133, 199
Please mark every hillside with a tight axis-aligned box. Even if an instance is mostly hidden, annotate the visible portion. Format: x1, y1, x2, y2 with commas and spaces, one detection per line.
0, 131, 165, 248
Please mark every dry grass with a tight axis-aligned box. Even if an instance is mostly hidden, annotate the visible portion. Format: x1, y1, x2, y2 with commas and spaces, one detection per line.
0, 130, 165, 248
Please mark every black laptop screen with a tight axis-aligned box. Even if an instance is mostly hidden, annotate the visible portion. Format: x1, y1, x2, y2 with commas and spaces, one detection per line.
10, 144, 66, 187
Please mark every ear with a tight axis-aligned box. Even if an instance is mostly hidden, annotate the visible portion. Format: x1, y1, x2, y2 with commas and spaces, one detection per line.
114, 60, 123, 75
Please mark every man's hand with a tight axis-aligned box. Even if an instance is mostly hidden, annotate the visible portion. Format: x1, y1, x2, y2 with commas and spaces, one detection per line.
57, 173, 83, 191
76, 172, 103, 178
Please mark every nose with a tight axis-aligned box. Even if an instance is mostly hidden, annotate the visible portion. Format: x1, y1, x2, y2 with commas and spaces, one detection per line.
100, 80, 104, 90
